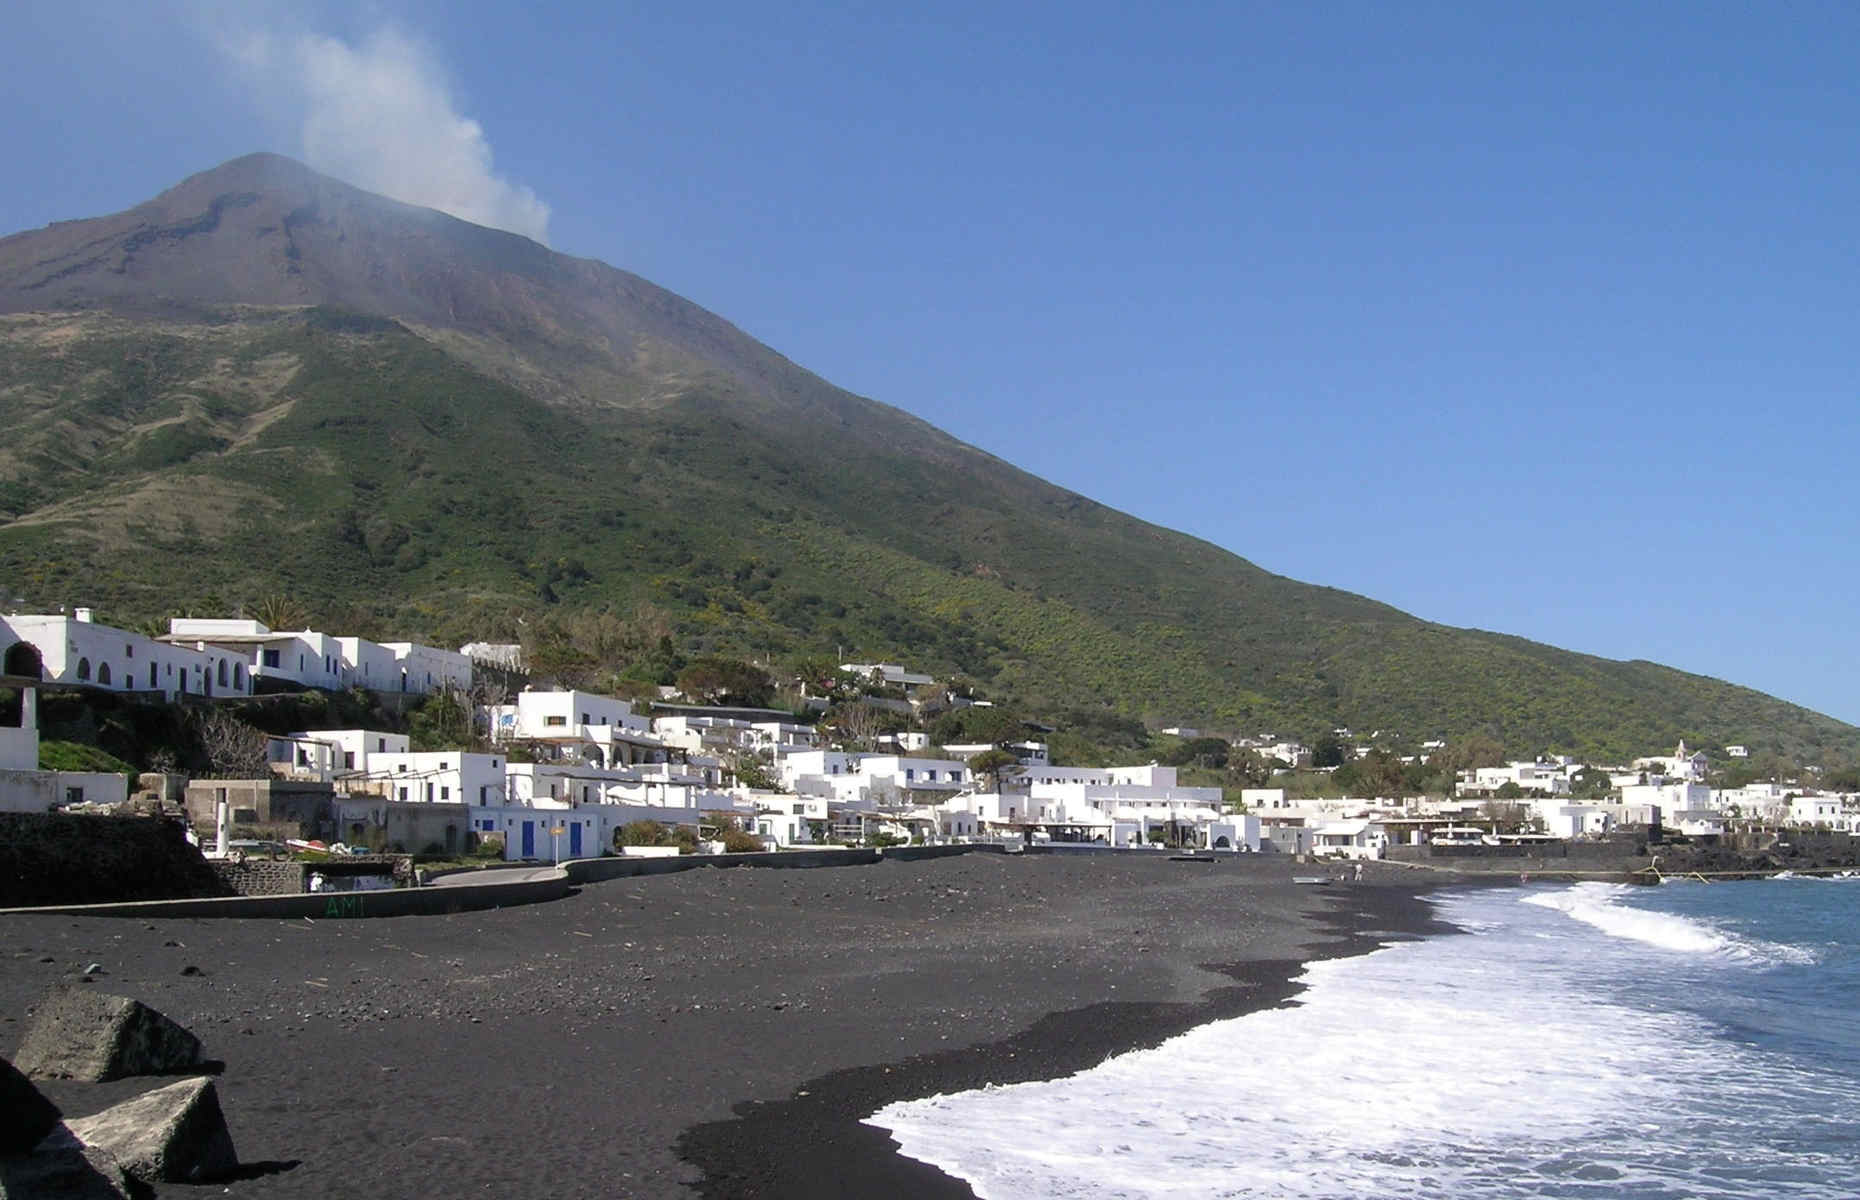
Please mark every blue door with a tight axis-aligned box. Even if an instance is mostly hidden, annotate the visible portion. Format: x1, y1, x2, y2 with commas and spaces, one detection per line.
569, 823, 583, 857
520, 821, 535, 858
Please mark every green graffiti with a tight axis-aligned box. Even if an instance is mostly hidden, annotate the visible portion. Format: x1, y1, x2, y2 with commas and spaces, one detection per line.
323, 894, 365, 918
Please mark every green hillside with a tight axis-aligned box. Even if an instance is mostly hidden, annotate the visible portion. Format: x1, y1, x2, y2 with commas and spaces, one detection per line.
0, 154, 1853, 766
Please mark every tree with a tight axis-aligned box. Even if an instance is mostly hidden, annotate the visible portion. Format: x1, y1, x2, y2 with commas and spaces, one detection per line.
193, 708, 270, 778
1479, 800, 1530, 831
967, 748, 1023, 792
1161, 736, 1231, 769
820, 700, 904, 751
1350, 748, 1408, 797
1494, 780, 1525, 800
728, 750, 782, 791
932, 705, 1024, 748
409, 684, 476, 750
1310, 733, 1347, 769
1571, 766, 1614, 800
1224, 748, 1273, 789
675, 657, 774, 707
251, 593, 307, 632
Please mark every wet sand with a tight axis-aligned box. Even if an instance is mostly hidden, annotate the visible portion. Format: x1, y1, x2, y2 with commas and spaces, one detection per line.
1, 852, 1458, 1199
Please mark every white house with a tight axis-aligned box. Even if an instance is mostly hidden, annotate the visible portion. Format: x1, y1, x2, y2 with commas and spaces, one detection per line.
266, 729, 410, 782
487, 689, 673, 769
380, 642, 474, 695
361, 751, 509, 807
335, 637, 399, 692
1310, 819, 1386, 860
6, 611, 252, 700
840, 662, 935, 688
0, 676, 129, 813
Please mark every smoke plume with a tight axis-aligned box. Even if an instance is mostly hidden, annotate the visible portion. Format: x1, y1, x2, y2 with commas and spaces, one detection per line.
219, 25, 552, 244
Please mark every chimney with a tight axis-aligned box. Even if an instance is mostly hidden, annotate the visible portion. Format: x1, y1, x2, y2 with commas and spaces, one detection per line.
73, 607, 93, 623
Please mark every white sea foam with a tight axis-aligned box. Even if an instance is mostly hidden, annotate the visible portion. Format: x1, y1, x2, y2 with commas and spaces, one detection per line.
868, 887, 1858, 1199
1523, 881, 1814, 964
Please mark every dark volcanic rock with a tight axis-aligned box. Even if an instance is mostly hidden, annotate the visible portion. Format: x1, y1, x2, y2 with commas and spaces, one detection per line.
13, 989, 203, 1082
0, 1057, 61, 1154
62, 1076, 238, 1184
0, 1140, 133, 1200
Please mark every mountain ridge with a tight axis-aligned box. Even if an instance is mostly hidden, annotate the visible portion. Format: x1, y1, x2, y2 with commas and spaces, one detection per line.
0, 154, 1851, 763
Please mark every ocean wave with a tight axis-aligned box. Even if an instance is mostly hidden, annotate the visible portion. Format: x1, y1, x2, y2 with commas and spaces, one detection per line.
1523, 882, 1814, 964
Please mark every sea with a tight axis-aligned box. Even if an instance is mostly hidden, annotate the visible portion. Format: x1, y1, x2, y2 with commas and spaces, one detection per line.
867, 876, 1860, 1198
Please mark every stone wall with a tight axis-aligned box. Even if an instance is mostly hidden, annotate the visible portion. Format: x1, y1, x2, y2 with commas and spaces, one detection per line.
0, 813, 230, 906
210, 859, 307, 896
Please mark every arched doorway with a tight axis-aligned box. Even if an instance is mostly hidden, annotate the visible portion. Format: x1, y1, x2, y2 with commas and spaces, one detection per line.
3, 642, 43, 679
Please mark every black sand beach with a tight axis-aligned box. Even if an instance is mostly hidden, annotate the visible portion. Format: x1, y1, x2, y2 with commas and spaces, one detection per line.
1, 853, 1457, 1198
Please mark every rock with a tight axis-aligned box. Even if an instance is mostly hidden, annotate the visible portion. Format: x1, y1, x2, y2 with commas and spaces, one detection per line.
0, 1056, 61, 1154
62, 1076, 238, 1184
0, 1139, 134, 1200
13, 989, 202, 1082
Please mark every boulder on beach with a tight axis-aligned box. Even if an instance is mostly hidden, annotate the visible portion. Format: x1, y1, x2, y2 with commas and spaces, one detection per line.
12, 988, 203, 1082
0, 1057, 61, 1155
61, 1076, 238, 1184
0, 1139, 134, 1200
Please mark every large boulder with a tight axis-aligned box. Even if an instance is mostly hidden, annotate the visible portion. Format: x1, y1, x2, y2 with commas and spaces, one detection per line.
13, 988, 202, 1082
61, 1076, 238, 1184
0, 1141, 133, 1200
0, 1057, 60, 1155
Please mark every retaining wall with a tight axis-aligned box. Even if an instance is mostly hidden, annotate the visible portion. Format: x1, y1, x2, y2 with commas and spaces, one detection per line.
0, 871, 572, 920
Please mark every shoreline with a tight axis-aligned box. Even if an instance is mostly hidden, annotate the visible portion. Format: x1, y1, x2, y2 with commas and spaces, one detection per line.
3, 853, 1472, 1199
675, 874, 1462, 1198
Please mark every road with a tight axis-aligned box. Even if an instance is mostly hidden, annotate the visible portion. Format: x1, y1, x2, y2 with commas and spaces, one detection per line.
428, 865, 566, 887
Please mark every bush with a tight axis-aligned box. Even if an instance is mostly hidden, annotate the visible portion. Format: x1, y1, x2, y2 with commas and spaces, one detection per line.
472, 834, 505, 859
719, 827, 763, 853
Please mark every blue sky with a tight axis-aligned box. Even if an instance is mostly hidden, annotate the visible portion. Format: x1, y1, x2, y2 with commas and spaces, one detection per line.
5, 2, 1857, 727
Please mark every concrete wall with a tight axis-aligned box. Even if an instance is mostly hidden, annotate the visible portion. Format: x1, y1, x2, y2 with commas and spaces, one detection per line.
183, 779, 338, 833
0, 872, 572, 919
0, 769, 57, 814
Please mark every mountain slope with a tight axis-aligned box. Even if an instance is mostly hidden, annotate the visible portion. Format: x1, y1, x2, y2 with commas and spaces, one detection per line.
0, 155, 1851, 763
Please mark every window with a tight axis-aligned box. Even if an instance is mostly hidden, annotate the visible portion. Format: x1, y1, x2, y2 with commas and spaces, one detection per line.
234, 664, 244, 687
297, 748, 311, 766
398, 786, 409, 801
98, 663, 112, 685
440, 787, 450, 801
125, 643, 134, 658
424, 783, 434, 802
343, 752, 355, 769
76, 657, 91, 681
580, 712, 589, 724
148, 664, 157, 688
263, 649, 279, 668
545, 715, 567, 727
217, 661, 228, 687
65, 786, 84, 804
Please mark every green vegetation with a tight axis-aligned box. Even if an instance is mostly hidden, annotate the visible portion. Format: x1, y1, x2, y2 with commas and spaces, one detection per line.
38, 739, 138, 787
2, 303, 1854, 767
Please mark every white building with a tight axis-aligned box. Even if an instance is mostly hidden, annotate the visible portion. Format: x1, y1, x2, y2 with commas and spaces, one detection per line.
362, 751, 510, 807
1310, 819, 1386, 860
266, 729, 410, 782
166, 618, 344, 692
335, 637, 399, 692
6, 611, 252, 700
0, 677, 128, 812
840, 662, 935, 688
379, 642, 474, 695
487, 689, 672, 769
